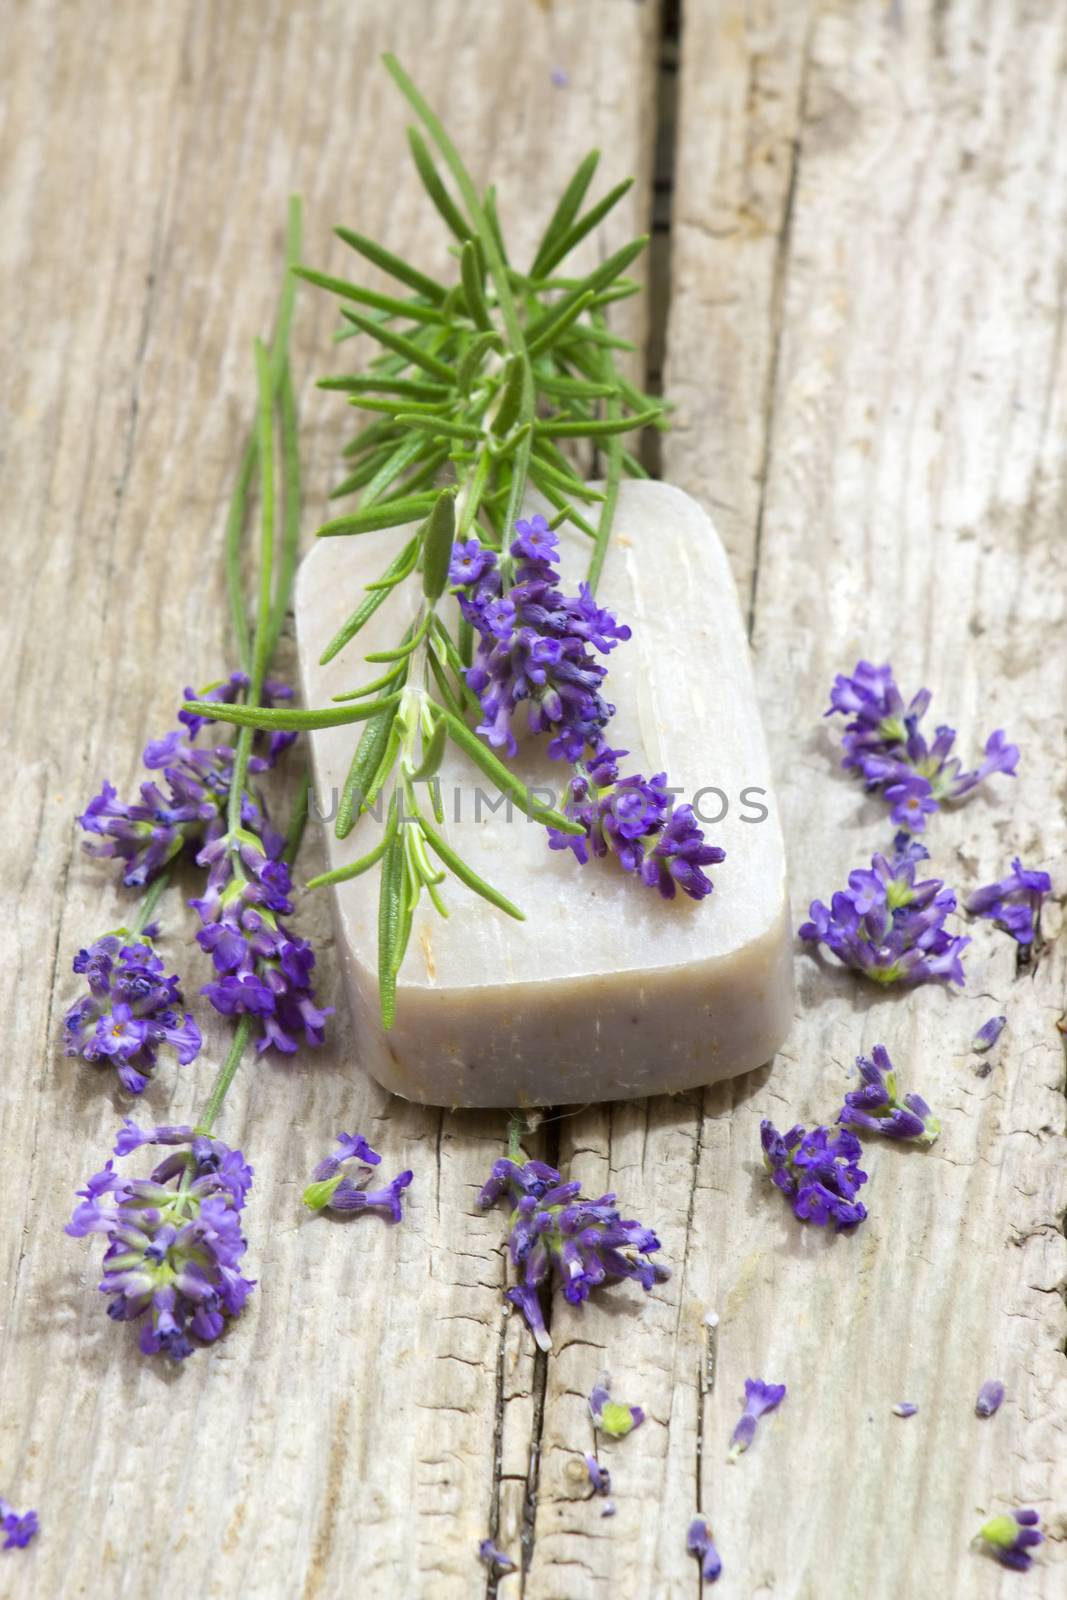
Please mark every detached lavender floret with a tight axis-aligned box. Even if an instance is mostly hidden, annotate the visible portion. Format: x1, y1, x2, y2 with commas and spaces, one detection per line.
827, 661, 1017, 829
66, 1122, 254, 1360
837, 1045, 940, 1145
453, 517, 630, 761
728, 1378, 786, 1460
761, 1121, 868, 1229
589, 1373, 645, 1438
0, 1499, 38, 1551
799, 835, 969, 987
78, 677, 294, 887
976, 1509, 1043, 1571
64, 931, 201, 1094
966, 859, 1052, 947
548, 745, 725, 902
976, 1380, 1005, 1418
477, 1539, 517, 1575
973, 1016, 1007, 1053
893, 1402, 919, 1418
479, 1158, 669, 1351
687, 1517, 722, 1584
303, 1132, 412, 1221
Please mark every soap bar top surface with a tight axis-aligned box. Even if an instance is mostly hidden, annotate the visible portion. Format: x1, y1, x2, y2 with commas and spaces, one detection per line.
296, 481, 787, 994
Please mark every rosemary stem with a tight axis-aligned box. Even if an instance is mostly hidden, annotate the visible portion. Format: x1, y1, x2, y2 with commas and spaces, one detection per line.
197, 1015, 253, 1134
284, 767, 311, 866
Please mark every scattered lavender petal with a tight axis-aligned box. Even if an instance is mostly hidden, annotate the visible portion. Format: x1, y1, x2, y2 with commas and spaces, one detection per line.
893, 1402, 919, 1418
972, 1016, 1007, 1053
976, 1380, 1005, 1418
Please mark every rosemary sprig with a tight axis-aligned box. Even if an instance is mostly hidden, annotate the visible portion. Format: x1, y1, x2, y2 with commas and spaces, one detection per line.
187, 60, 664, 1028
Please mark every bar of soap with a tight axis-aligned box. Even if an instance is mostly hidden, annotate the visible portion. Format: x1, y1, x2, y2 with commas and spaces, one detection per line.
295, 481, 792, 1108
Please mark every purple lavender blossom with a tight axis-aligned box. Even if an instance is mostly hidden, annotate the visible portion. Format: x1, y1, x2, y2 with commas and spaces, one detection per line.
453, 515, 630, 761
478, 1539, 517, 1575
837, 1045, 940, 1145
479, 1158, 669, 1351
584, 1453, 612, 1497
799, 834, 970, 986
761, 1121, 868, 1230
589, 1374, 644, 1438
976, 1380, 1005, 1418
193, 825, 331, 1053
976, 1509, 1043, 1571
728, 1378, 786, 1460
973, 1015, 1007, 1052
548, 745, 725, 901
827, 662, 1018, 829
302, 1132, 412, 1220
66, 1123, 254, 1360
687, 1517, 722, 1584
78, 679, 294, 887
64, 932, 201, 1094
892, 1402, 919, 1418
966, 859, 1052, 947
0, 1499, 38, 1551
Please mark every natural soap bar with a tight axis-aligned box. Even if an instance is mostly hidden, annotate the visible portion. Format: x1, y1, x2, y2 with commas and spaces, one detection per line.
295, 481, 792, 1107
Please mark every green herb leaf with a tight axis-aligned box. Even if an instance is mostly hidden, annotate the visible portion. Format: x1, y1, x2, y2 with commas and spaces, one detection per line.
420, 489, 457, 602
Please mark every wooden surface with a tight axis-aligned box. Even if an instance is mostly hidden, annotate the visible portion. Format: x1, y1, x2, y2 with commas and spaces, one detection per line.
1, 2, 1064, 1597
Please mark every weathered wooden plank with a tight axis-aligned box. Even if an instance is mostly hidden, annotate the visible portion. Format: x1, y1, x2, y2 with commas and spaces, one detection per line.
652, 4, 1067, 1599
0, 4, 657, 1597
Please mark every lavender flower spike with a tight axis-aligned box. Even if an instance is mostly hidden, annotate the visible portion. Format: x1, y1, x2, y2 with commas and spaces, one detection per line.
966, 859, 1052, 947
799, 834, 970, 987
303, 1132, 412, 1221
454, 515, 630, 761
973, 1015, 1007, 1053
589, 1373, 645, 1438
976, 1509, 1043, 1571
687, 1517, 723, 1584
549, 744, 725, 902
66, 1123, 254, 1360
976, 1380, 1005, 1418
728, 1378, 786, 1460
64, 931, 201, 1094
826, 662, 1018, 827
837, 1045, 940, 1145
478, 1539, 516, 1575
0, 1499, 38, 1551
761, 1121, 868, 1230
479, 1158, 669, 1351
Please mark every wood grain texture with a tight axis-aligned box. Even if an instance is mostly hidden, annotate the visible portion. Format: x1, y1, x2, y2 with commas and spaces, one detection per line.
660, 3, 1067, 1598
0, 3, 657, 1597
3, 0, 1066, 1597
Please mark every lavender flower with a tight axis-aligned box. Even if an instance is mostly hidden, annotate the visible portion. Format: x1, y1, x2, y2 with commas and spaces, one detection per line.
66, 1121, 254, 1360
893, 1402, 919, 1418
976, 1380, 1005, 1418
193, 825, 331, 1053
687, 1517, 722, 1584
799, 835, 969, 986
973, 1015, 1007, 1052
966, 859, 1052, 947
837, 1045, 940, 1145
589, 1374, 644, 1438
453, 517, 630, 761
827, 662, 1018, 828
761, 1121, 868, 1230
64, 932, 201, 1094
78, 678, 294, 887
0, 1499, 38, 1551
303, 1132, 412, 1221
548, 745, 725, 901
584, 1453, 612, 1497
479, 1158, 669, 1351
976, 1509, 1043, 1572
478, 1539, 516, 1575
727, 1378, 786, 1460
